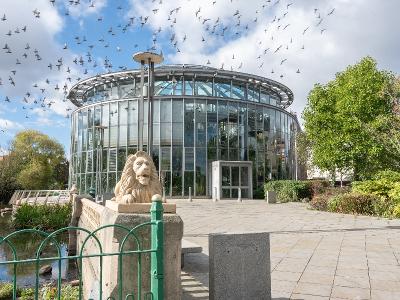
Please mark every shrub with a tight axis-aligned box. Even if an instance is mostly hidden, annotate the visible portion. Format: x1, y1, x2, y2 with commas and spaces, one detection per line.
310, 195, 329, 211
327, 193, 377, 215
308, 180, 330, 196
264, 180, 313, 202
13, 203, 72, 230
352, 170, 400, 198
392, 203, 400, 218
0, 282, 15, 299
253, 186, 265, 199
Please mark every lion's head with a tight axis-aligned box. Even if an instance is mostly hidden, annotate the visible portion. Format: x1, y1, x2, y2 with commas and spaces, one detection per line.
114, 151, 162, 204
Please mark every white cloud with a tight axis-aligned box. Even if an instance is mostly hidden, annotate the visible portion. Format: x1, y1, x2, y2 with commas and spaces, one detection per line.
0, 0, 83, 119
129, 0, 400, 125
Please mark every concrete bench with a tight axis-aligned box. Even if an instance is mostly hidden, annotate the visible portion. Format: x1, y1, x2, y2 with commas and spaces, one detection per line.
181, 239, 202, 268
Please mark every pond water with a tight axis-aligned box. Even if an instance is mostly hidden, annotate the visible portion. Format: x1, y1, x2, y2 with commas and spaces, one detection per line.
0, 205, 77, 287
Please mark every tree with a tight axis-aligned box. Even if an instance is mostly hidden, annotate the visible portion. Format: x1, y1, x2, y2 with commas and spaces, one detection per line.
303, 57, 400, 181
0, 130, 69, 202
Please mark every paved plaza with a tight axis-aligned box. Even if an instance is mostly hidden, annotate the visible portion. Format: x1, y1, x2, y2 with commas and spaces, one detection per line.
170, 199, 400, 300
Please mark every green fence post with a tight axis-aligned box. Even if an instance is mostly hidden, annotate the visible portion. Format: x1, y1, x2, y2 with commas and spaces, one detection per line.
150, 194, 164, 300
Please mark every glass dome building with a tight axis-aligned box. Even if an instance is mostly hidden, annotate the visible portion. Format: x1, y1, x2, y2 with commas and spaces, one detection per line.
67, 64, 300, 199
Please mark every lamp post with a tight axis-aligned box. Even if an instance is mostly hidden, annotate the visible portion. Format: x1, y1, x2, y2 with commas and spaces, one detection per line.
132, 51, 163, 155
94, 125, 107, 200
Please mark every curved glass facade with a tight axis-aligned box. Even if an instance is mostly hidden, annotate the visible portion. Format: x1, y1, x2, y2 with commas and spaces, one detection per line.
68, 65, 300, 198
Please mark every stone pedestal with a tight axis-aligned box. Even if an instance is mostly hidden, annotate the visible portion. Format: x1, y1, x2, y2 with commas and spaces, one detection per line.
266, 191, 276, 204
75, 198, 183, 300
209, 232, 271, 300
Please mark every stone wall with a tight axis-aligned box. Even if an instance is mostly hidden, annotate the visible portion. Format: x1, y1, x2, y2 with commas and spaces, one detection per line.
74, 198, 183, 300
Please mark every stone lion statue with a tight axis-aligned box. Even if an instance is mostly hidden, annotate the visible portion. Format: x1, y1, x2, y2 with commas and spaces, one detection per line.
113, 151, 162, 204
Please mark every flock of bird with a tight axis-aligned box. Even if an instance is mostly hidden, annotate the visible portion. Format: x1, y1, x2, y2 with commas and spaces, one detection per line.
0, 0, 335, 135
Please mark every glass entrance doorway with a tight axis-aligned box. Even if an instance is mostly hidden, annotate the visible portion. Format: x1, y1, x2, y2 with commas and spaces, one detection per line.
211, 161, 253, 200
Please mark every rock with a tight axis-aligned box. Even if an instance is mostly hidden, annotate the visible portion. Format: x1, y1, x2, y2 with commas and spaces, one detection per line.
69, 279, 80, 287
39, 264, 52, 275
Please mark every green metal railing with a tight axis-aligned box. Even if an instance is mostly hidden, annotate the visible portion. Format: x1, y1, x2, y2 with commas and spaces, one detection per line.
0, 198, 164, 300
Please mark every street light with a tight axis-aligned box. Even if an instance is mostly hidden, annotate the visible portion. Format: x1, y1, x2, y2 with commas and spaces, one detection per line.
132, 51, 164, 155
94, 125, 107, 201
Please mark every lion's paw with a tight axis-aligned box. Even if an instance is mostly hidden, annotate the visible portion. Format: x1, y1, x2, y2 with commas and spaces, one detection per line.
122, 194, 134, 204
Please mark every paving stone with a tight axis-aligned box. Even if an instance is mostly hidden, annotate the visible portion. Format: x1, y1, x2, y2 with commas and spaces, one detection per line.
273, 279, 298, 292
272, 270, 303, 282
370, 279, 400, 292
334, 275, 370, 289
299, 272, 334, 285
331, 285, 370, 299
290, 294, 329, 299
172, 200, 400, 299
292, 282, 332, 297
371, 289, 400, 300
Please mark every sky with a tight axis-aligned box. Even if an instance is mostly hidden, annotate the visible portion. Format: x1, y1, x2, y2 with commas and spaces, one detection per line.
0, 0, 399, 157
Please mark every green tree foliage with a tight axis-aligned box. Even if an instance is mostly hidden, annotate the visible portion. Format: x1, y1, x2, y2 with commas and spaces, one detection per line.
0, 130, 69, 202
303, 57, 400, 180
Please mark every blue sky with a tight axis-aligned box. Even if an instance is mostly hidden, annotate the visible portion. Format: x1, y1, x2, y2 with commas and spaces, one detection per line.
0, 0, 399, 157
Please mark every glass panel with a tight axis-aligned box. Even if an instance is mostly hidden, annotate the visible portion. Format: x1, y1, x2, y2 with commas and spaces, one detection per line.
260, 89, 270, 104
220, 148, 229, 160
172, 146, 182, 196
195, 79, 212, 96
195, 100, 206, 147
214, 80, 231, 98
172, 147, 182, 171
241, 189, 248, 198
185, 78, 193, 95
248, 105, 256, 149
195, 148, 206, 196
120, 80, 135, 98
207, 100, 217, 147
161, 147, 170, 170
118, 101, 128, 126
128, 101, 137, 124
117, 148, 126, 172
172, 123, 183, 145
128, 123, 138, 146
184, 171, 194, 196
109, 126, 118, 147
270, 96, 277, 106
172, 100, 183, 122
160, 123, 171, 146
229, 149, 238, 161
119, 125, 127, 147
152, 145, 159, 171
174, 77, 183, 95
94, 106, 101, 126
109, 149, 117, 172
184, 100, 194, 147
110, 102, 118, 126
222, 188, 230, 198
241, 166, 248, 186
184, 148, 194, 171
248, 85, 260, 102
172, 171, 182, 196
155, 80, 174, 95
218, 100, 228, 147
232, 166, 239, 186
276, 110, 281, 132
222, 166, 230, 186
231, 83, 245, 100
108, 172, 116, 192
160, 99, 172, 122
207, 147, 217, 160
162, 171, 171, 197
232, 188, 238, 198
153, 123, 160, 145
153, 100, 160, 123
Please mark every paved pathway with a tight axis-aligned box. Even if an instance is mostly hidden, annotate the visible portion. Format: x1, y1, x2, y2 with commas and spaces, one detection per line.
170, 199, 400, 300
